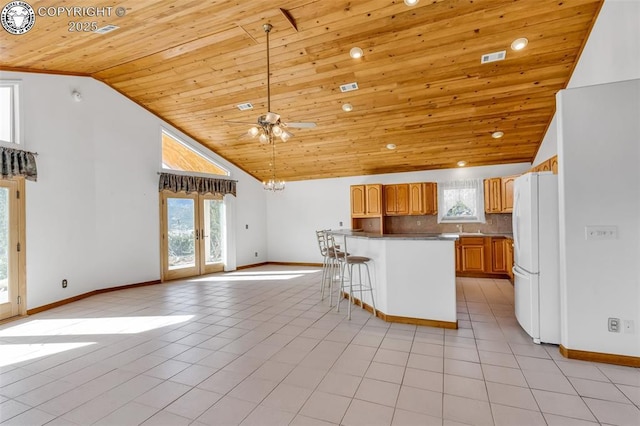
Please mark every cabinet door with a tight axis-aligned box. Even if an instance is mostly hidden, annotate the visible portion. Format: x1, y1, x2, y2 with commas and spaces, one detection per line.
462, 246, 485, 272
501, 176, 516, 213
491, 238, 507, 273
550, 156, 558, 174
484, 178, 502, 213
366, 184, 383, 216
351, 185, 366, 217
424, 183, 438, 215
505, 238, 514, 280
396, 184, 410, 215
384, 185, 397, 215
408, 183, 425, 215
540, 159, 551, 172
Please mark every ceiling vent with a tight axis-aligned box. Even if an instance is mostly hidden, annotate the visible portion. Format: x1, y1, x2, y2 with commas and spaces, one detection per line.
94, 24, 119, 34
481, 50, 506, 64
236, 102, 254, 111
340, 82, 359, 92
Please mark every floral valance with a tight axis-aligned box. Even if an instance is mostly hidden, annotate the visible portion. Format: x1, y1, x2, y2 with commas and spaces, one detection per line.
158, 172, 236, 197
0, 146, 38, 181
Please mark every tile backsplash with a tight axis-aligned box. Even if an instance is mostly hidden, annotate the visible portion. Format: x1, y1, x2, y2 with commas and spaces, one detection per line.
384, 213, 513, 234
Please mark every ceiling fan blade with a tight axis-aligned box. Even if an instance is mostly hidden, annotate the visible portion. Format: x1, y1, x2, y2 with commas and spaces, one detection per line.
285, 121, 317, 128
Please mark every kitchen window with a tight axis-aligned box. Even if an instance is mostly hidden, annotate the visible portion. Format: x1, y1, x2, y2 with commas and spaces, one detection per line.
437, 179, 485, 223
0, 81, 21, 145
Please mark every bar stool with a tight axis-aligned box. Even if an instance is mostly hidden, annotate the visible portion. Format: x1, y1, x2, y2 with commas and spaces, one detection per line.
315, 230, 331, 300
335, 235, 376, 320
324, 233, 347, 307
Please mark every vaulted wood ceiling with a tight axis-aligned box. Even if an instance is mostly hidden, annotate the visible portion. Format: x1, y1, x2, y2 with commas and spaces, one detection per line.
0, 0, 603, 182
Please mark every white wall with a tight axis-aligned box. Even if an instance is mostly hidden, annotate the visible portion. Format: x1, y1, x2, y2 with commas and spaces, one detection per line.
1, 71, 267, 309
557, 79, 640, 357
534, 0, 640, 165
267, 163, 530, 263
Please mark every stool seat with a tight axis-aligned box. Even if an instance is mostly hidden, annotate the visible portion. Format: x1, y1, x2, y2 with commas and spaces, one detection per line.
345, 255, 370, 263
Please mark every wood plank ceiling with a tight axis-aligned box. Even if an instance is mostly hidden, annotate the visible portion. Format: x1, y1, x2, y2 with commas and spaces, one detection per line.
0, 0, 603, 182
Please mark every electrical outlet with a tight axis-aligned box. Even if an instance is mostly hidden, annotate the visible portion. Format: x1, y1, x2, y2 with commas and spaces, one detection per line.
62, 279, 68, 288
624, 320, 635, 334
417, 220, 421, 226
339, 221, 343, 227
245, 224, 249, 229
254, 252, 258, 257
608, 317, 620, 332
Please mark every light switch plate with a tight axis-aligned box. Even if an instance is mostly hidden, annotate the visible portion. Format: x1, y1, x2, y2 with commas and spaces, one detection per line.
585, 225, 617, 240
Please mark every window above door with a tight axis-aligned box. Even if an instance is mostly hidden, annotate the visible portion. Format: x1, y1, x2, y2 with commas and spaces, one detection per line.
161, 129, 229, 176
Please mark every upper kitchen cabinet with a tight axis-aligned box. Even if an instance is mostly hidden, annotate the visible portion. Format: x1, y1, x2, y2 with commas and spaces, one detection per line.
423, 183, 438, 215
484, 176, 516, 213
384, 184, 410, 216
351, 184, 383, 217
550, 155, 558, 174
407, 182, 438, 216
501, 176, 517, 213
484, 178, 503, 213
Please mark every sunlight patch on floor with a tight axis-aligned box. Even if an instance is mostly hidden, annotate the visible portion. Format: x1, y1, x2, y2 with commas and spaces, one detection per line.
0, 315, 193, 337
0, 342, 95, 367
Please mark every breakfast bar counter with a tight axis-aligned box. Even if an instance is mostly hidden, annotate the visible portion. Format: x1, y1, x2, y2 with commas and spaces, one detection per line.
330, 230, 458, 328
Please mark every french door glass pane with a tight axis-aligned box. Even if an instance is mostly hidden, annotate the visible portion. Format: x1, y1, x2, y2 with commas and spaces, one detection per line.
204, 199, 223, 265
167, 198, 196, 270
0, 188, 8, 303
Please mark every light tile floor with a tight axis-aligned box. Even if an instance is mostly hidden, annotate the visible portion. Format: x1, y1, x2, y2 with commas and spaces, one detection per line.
1, 265, 639, 425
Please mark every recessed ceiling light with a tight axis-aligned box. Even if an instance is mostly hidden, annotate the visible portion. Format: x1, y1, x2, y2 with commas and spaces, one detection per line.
492, 131, 504, 139
457, 161, 467, 167
404, 0, 419, 6
342, 103, 353, 112
349, 47, 363, 59
511, 37, 528, 51
386, 143, 397, 150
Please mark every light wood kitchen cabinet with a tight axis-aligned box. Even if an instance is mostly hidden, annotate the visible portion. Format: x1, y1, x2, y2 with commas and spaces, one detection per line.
384, 184, 409, 215
423, 183, 438, 215
550, 155, 558, 174
455, 236, 514, 279
505, 238, 514, 282
459, 237, 486, 273
406, 182, 438, 215
490, 237, 507, 273
540, 159, 552, 172
484, 176, 515, 213
351, 184, 383, 217
501, 176, 516, 213
484, 178, 503, 213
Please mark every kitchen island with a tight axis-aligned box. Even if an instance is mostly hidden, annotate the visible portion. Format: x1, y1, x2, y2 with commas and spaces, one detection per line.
330, 230, 458, 329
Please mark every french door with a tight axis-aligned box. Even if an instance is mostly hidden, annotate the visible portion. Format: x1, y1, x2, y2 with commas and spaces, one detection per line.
160, 191, 225, 281
0, 179, 24, 320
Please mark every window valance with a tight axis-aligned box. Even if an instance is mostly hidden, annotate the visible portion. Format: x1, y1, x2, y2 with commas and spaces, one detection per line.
158, 172, 236, 197
0, 146, 38, 181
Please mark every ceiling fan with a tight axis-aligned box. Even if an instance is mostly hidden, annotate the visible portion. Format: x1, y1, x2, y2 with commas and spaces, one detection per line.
231, 23, 316, 143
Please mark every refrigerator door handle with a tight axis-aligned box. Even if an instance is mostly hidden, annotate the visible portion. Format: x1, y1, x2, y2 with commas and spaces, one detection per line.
513, 264, 536, 279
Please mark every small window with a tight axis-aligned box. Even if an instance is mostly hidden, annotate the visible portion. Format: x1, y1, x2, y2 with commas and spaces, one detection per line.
161, 130, 229, 176
0, 81, 20, 144
438, 179, 485, 223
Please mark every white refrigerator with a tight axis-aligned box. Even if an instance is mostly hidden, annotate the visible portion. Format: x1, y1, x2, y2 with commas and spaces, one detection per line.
512, 172, 560, 344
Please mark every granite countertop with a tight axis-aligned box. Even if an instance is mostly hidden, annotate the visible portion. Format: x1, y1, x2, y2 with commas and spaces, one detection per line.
329, 229, 513, 240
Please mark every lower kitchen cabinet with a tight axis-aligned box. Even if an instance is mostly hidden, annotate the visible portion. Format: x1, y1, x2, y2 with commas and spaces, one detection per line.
456, 236, 512, 279
458, 237, 486, 273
